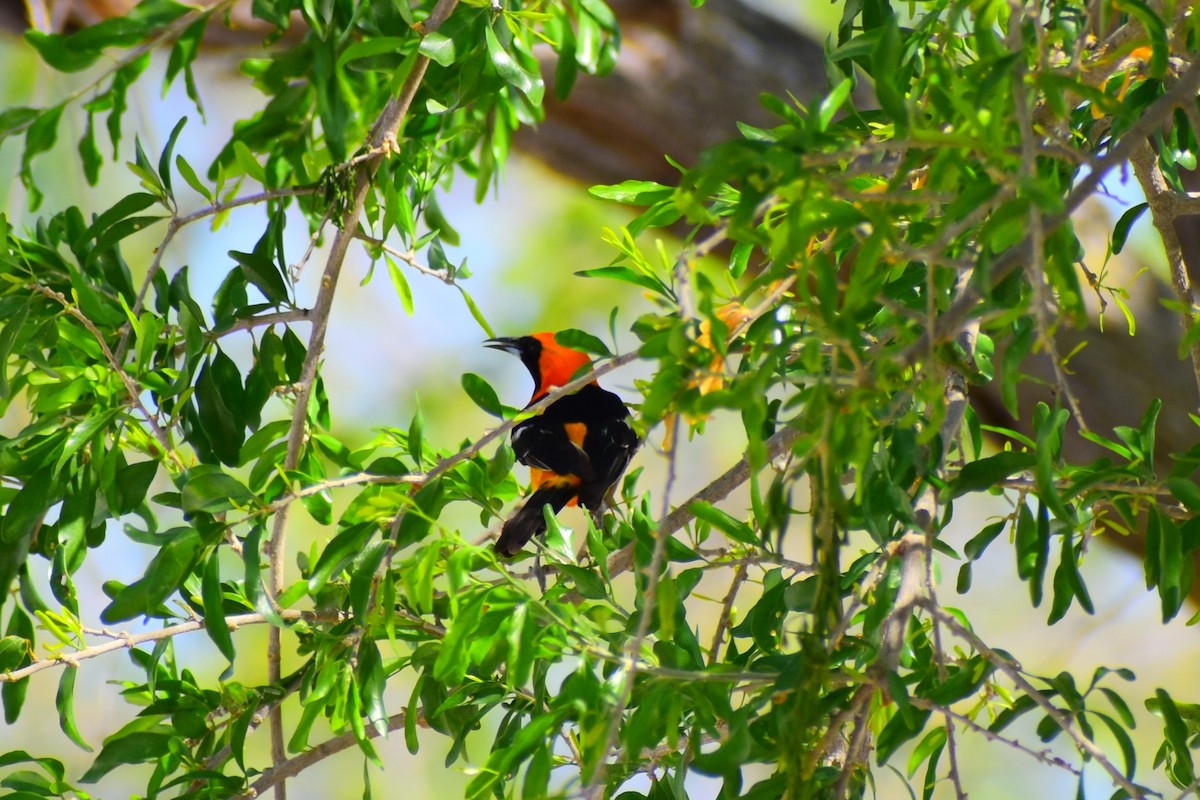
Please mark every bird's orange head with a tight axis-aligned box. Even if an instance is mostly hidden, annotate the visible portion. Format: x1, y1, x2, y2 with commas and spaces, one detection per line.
485, 331, 594, 401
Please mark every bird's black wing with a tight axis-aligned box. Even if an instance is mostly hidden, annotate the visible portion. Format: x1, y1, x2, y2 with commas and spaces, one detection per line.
577, 416, 639, 511
511, 418, 596, 481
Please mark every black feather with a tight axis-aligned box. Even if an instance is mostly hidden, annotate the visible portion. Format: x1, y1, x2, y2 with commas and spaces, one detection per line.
494, 483, 580, 557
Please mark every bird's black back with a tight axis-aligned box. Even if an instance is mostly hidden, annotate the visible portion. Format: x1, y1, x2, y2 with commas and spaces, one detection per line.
512, 383, 638, 511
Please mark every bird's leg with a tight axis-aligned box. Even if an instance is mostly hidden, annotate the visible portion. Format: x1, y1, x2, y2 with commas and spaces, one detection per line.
534, 545, 547, 593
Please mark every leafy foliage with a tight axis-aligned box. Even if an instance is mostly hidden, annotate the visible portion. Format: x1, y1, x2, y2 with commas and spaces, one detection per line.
2, 0, 1200, 798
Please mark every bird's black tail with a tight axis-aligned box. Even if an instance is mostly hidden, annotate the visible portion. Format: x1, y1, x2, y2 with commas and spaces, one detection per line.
495, 484, 578, 557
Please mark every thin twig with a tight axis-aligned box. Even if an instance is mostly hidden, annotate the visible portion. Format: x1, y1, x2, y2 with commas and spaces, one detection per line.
709, 562, 748, 663
583, 412, 681, 799
242, 710, 414, 799
354, 231, 455, 284
604, 425, 801, 582
925, 600, 1145, 798
902, 694, 1082, 776
0, 610, 338, 683
213, 308, 313, 338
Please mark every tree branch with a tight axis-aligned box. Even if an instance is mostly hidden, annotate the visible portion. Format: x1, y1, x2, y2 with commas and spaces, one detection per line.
212, 308, 314, 338
242, 710, 413, 800
354, 231, 455, 284
902, 694, 1082, 777
263, 3, 460, 793
0, 610, 339, 684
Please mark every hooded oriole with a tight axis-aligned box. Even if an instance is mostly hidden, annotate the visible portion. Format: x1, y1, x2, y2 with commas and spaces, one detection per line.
486, 332, 639, 556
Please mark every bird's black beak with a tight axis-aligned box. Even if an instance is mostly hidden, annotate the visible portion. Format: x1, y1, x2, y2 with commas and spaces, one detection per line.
484, 337, 522, 354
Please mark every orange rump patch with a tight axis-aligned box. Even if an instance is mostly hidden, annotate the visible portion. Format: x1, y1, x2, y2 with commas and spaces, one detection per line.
529, 467, 581, 506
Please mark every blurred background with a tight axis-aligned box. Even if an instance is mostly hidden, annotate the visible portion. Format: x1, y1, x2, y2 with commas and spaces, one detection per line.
0, 2, 1191, 798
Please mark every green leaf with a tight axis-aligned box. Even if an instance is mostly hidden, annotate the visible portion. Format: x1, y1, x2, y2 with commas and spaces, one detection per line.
79, 113, 102, 184
80, 725, 174, 783
358, 638, 389, 738
1111, 202, 1148, 255
554, 329, 612, 358
963, 520, 1006, 561
349, 540, 389, 622
522, 744, 551, 800
576, 265, 671, 296
1034, 405, 1073, 523
465, 709, 568, 797
55, 667, 92, 752
21, 104, 65, 209
485, 25, 542, 103
418, 31, 456, 66
114, 460, 158, 515
1156, 688, 1196, 785
816, 77, 853, 132
195, 351, 247, 466
1167, 477, 1200, 513
0, 636, 29, 672
3, 609, 33, 722
55, 408, 121, 476
433, 593, 486, 685
948, 451, 1035, 498
202, 550, 235, 665
876, 708, 932, 764
1048, 532, 1089, 625
0, 106, 40, 142
231, 140, 267, 183
907, 726, 946, 778
1152, 507, 1185, 622
384, 255, 415, 315
1015, 501, 1050, 607
242, 523, 265, 608
181, 469, 255, 515
729, 241, 753, 279
457, 286, 495, 338
157, 116, 187, 198
24, 31, 103, 72
404, 673, 423, 754
165, 15, 206, 112
588, 179, 673, 205
308, 523, 375, 594
99, 528, 203, 623
461, 373, 504, 417
229, 249, 288, 305
338, 36, 413, 69
1, 470, 52, 545
1093, 710, 1136, 778
176, 154, 212, 202
689, 501, 756, 546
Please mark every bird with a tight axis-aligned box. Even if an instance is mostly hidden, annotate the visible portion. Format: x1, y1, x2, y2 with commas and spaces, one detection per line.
486, 332, 639, 557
